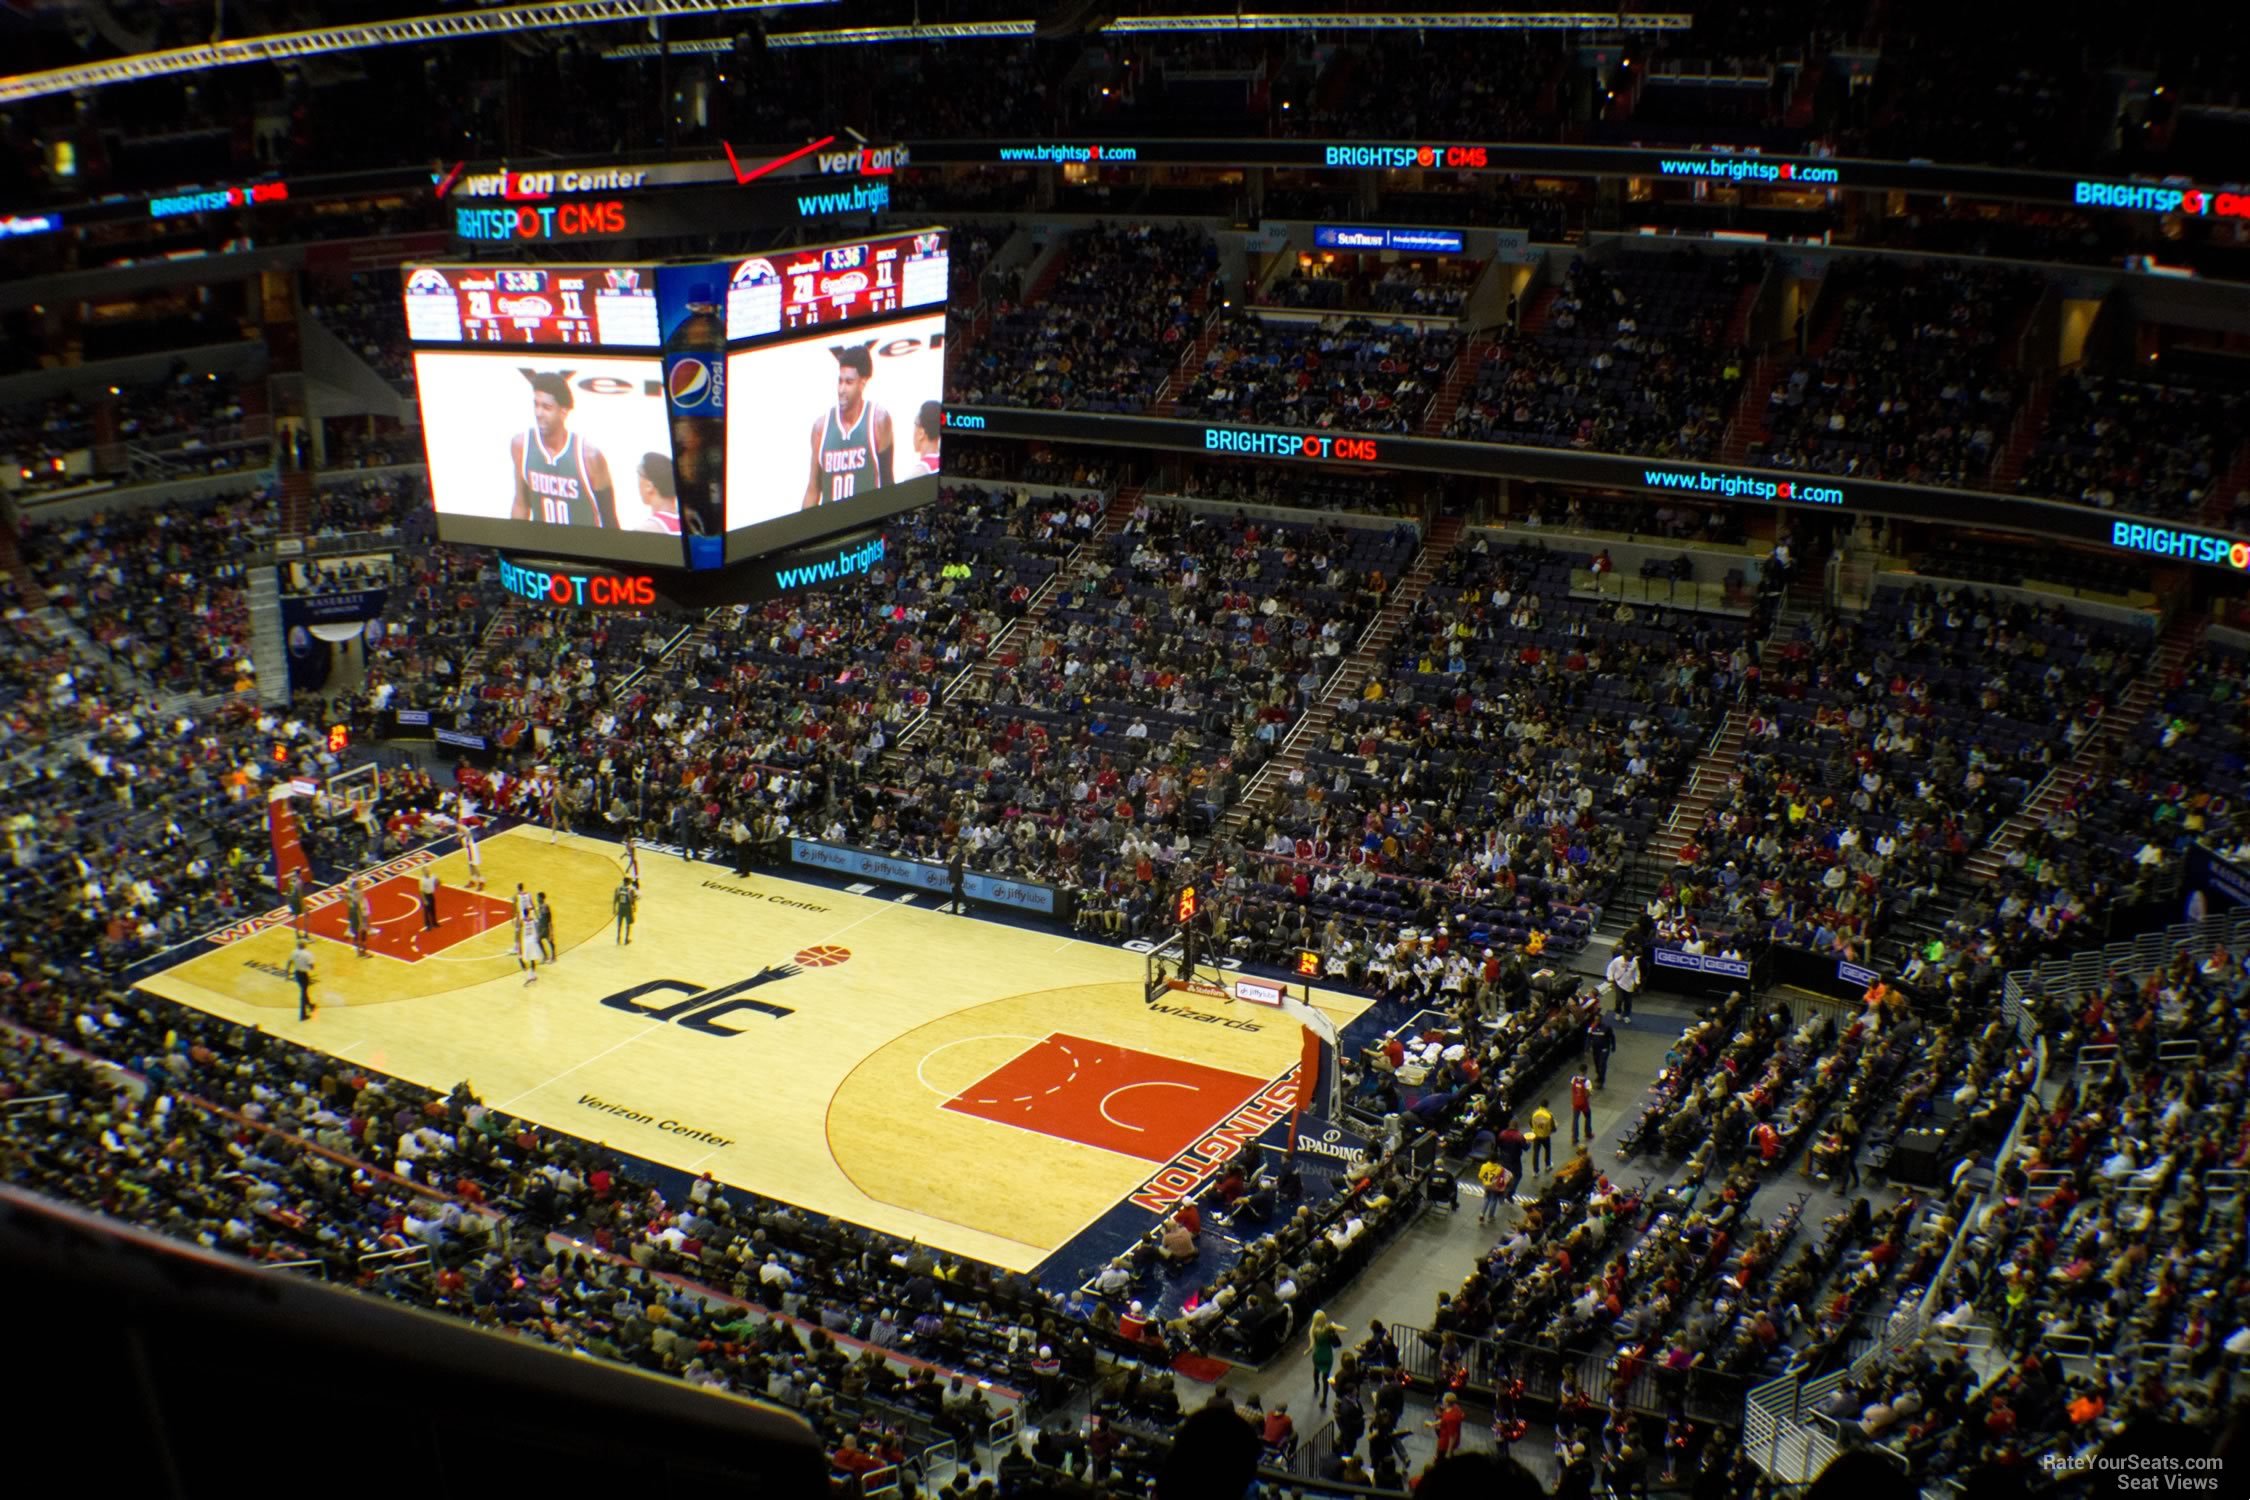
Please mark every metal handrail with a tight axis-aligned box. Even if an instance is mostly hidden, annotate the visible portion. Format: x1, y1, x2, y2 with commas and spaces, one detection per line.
982, 1409, 1022, 1465
359, 1245, 431, 1270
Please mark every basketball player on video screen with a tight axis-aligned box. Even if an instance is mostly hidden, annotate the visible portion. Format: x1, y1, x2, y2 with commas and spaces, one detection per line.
802, 342, 893, 509
510, 372, 620, 528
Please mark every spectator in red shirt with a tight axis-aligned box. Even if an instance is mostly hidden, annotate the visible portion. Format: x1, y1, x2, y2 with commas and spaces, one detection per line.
1424, 1392, 1465, 1456
830, 1436, 880, 1477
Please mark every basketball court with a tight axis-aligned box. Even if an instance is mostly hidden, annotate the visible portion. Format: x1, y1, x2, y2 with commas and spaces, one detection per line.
136, 826, 1369, 1274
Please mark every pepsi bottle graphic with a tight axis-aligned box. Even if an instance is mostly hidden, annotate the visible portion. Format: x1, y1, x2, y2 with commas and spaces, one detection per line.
662, 282, 726, 555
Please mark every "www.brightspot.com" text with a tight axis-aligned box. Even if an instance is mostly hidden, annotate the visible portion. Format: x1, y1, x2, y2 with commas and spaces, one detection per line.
1644, 468, 1844, 505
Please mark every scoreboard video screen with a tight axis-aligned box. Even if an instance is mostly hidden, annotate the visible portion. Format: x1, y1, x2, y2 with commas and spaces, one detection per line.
403, 228, 950, 579
412, 350, 684, 568
402, 264, 660, 347
726, 229, 949, 339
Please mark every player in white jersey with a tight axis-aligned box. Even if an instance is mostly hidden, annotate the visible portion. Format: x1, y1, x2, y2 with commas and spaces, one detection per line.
513, 882, 540, 984
801, 342, 893, 509
463, 822, 485, 891
634, 452, 683, 535
911, 400, 943, 475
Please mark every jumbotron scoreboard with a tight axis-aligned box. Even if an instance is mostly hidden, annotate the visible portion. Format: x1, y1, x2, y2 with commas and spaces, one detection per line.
402, 264, 662, 347
726, 230, 950, 337
405, 225, 954, 580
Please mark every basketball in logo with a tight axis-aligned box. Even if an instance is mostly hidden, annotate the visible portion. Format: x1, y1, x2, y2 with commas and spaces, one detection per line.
793, 944, 852, 968
667, 357, 713, 409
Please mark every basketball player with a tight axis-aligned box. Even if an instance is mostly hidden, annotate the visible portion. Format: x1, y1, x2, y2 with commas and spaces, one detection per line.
912, 400, 943, 475
635, 452, 682, 535
510, 372, 620, 529
801, 343, 893, 509
613, 877, 638, 945
514, 883, 541, 985
536, 892, 557, 963
621, 836, 641, 886
346, 878, 371, 958
286, 869, 308, 935
463, 821, 485, 892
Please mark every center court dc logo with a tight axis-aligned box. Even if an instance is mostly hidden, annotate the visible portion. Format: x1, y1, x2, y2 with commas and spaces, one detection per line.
593, 947, 848, 1037
666, 356, 717, 409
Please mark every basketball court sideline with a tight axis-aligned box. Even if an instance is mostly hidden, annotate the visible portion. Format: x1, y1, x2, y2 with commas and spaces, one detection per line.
136, 826, 1370, 1275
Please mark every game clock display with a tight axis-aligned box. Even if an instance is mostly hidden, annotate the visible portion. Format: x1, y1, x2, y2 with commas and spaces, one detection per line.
402, 264, 660, 348
726, 229, 949, 339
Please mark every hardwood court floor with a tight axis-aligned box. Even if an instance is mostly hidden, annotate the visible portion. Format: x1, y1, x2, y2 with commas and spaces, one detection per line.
137, 828, 1369, 1271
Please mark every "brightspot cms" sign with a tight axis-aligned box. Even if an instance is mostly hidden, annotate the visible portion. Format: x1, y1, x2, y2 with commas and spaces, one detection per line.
2073, 180, 2250, 219
496, 556, 658, 607
2109, 519, 2250, 571
1204, 427, 1381, 463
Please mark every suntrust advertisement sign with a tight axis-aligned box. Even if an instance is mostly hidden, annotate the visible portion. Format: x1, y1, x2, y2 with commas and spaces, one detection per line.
1313, 224, 1465, 253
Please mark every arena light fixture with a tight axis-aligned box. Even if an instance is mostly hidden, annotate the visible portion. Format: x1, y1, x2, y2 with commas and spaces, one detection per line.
0, 0, 838, 105
766, 12, 1693, 47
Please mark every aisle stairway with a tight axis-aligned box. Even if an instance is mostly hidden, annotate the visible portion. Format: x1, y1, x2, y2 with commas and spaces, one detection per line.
1211, 514, 1463, 842
1151, 292, 1219, 418
1421, 337, 1491, 436
1517, 286, 1562, 337
454, 602, 527, 711
1647, 707, 1750, 869
0, 521, 38, 599
1720, 353, 1780, 465
1989, 377, 2053, 492
2201, 441, 2250, 529
278, 469, 315, 536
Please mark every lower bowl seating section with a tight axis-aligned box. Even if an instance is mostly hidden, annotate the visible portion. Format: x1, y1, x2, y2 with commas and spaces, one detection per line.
2124, 642, 2250, 865
875, 505, 1416, 896
512, 489, 1078, 835
1653, 586, 2151, 969
1231, 538, 1739, 970
24, 490, 277, 698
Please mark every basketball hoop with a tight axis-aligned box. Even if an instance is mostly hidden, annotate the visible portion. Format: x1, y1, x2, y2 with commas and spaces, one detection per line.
321, 762, 383, 825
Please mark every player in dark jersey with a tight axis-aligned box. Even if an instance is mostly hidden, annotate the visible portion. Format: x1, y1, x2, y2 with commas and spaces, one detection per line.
801, 342, 893, 509
510, 372, 619, 528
